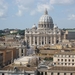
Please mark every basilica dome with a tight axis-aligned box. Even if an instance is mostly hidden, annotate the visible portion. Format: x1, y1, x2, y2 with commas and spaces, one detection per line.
38, 9, 54, 29
39, 10, 53, 23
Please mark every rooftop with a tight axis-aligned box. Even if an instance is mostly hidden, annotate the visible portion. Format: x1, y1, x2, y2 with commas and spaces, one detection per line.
49, 66, 75, 71
55, 52, 75, 55
1, 65, 36, 71
67, 29, 75, 32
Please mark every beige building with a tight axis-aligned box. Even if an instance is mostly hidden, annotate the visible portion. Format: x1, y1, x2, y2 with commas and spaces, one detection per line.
38, 52, 75, 75
25, 9, 61, 47
0, 47, 19, 67
53, 52, 75, 66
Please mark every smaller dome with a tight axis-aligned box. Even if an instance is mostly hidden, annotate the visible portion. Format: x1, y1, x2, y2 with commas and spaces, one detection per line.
32, 24, 37, 29
54, 25, 58, 29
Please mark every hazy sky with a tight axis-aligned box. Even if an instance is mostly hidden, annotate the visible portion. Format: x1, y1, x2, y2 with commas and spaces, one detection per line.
0, 0, 75, 29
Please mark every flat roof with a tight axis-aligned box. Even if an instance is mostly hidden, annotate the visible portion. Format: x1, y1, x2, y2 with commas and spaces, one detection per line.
1, 65, 36, 71
49, 66, 75, 71
55, 52, 75, 55
14, 56, 39, 62
67, 30, 75, 32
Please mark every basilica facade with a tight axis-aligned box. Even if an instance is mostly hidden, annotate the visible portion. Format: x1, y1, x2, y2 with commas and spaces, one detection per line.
25, 9, 62, 47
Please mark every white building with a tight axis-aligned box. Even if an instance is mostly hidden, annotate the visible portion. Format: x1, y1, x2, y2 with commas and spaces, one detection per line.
14, 56, 39, 66
25, 9, 61, 47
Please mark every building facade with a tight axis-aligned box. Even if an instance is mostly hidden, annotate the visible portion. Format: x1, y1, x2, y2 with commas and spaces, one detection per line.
25, 9, 62, 47
37, 52, 75, 75
53, 52, 75, 66
0, 47, 19, 67
0, 52, 3, 68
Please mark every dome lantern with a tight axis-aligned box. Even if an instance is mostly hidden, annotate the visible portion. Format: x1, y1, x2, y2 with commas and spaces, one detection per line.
44, 9, 48, 15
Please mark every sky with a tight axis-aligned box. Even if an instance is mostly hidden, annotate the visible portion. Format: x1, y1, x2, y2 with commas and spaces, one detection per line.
0, 0, 75, 29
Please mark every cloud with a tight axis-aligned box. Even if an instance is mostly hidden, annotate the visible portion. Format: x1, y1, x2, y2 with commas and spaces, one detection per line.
30, 2, 54, 15
0, 0, 8, 18
16, 5, 28, 16
50, 0, 75, 5
15, 0, 34, 16
15, 0, 54, 16
68, 14, 75, 20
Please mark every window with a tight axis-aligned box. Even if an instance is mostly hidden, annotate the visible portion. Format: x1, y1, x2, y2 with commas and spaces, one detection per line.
22, 54, 23, 56
72, 63, 74, 65
2, 73, 4, 75
49, 41, 50, 44
63, 73, 66, 75
69, 55, 70, 57
70, 73, 72, 75
61, 59, 63, 61
41, 24, 43, 27
45, 72, 47, 75
61, 63, 63, 65
21, 49, 23, 53
65, 63, 67, 65
44, 24, 46, 27
42, 41, 44, 45
68, 63, 70, 65
72, 59, 74, 62
58, 73, 60, 75
58, 63, 60, 65
58, 59, 60, 61
48, 24, 49, 28
51, 72, 53, 75
68, 59, 70, 62
65, 59, 67, 61
54, 63, 56, 65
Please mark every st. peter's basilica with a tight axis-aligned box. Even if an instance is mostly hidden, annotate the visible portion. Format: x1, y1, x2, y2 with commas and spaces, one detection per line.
25, 9, 62, 47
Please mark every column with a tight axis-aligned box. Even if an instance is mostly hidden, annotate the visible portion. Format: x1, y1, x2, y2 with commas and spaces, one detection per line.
46, 36, 48, 44
25, 35, 27, 43
59, 35, 61, 42
54, 36, 56, 44
47, 36, 49, 44
41, 36, 42, 45
30, 36, 32, 46
44, 37, 45, 45
37, 36, 39, 45
43, 72, 45, 75
33, 36, 35, 45
64, 33, 66, 39
50, 36, 52, 44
